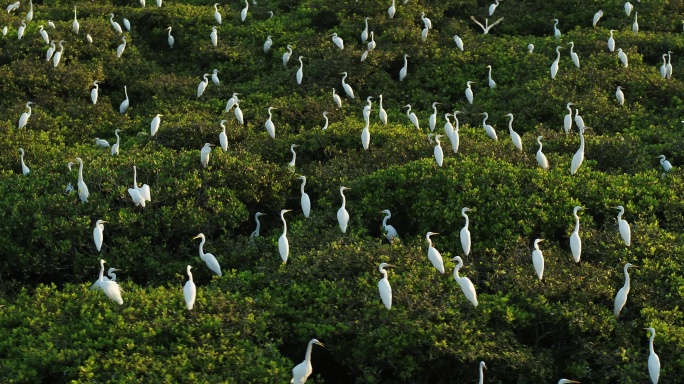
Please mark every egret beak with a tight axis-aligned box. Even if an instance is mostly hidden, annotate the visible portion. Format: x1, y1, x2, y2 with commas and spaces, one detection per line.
315, 341, 325, 347
193, 235, 201, 239
101, 221, 108, 223
209, 144, 216, 147
284, 209, 293, 213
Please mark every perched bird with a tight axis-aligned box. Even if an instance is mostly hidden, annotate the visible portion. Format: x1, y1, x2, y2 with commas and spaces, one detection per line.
250, 212, 265, 239
337, 187, 351, 233
298, 176, 311, 218
593, 10, 603, 27
17, 101, 34, 129
296, 56, 305, 84
193, 233, 222, 276
504, 113, 522, 151
479, 112, 498, 141
388, 0, 395, 19
240, 0, 248, 22
377, 263, 395, 309
614, 205, 631, 246
429, 102, 440, 131
563, 102, 573, 134
119, 85, 129, 114
531, 239, 544, 280
618, 48, 628, 68
46, 40, 56, 61
451, 256, 478, 306
225, 92, 240, 112
404, 104, 420, 129
378, 95, 387, 125
399, 54, 409, 81
527, 44, 534, 53
570, 206, 585, 262
616, 86, 625, 106
489, 0, 500, 16
197, 73, 210, 98
632, 12, 639, 35
72, 6, 79, 34
75, 157, 89, 203
183, 266, 196, 310
360, 17, 369, 43
278, 209, 292, 263
91, 81, 100, 105
165, 27, 174, 48
459, 207, 474, 256
288, 144, 299, 172
551, 46, 562, 79
478, 362, 487, 384
331, 33, 344, 49
291, 339, 324, 384
568, 42, 580, 68
17, 20, 25, 40
18, 148, 30, 175
340, 72, 354, 98
625, 1, 633, 16
263, 35, 272, 53
332, 88, 342, 108
38, 25, 49, 45
265, 107, 277, 138
96, 259, 123, 305
200, 143, 215, 168
432, 134, 444, 166
613, 262, 637, 317
210, 26, 218, 47
536, 136, 549, 170
361, 119, 370, 150
321, 111, 329, 130
6, 1, 19, 13
465, 81, 475, 104
109, 13, 123, 34
426, 231, 444, 274
150, 114, 162, 136
218, 120, 228, 151
570, 126, 587, 175
116, 36, 127, 58
213, 3, 222, 24
421, 12, 432, 29
380, 210, 398, 242
574, 109, 585, 131
282, 45, 293, 66
453, 35, 464, 51
607, 30, 615, 52
552, 18, 561, 39
212, 69, 220, 85
53, 40, 66, 68
657, 155, 673, 172
95, 138, 110, 148
93, 220, 107, 252
111, 129, 122, 156
645, 327, 660, 384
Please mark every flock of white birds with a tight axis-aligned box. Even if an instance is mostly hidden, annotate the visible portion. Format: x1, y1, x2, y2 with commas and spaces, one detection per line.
4, 0, 676, 382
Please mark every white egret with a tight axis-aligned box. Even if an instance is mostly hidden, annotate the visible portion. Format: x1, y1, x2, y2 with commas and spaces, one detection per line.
614, 206, 631, 246
616, 86, 625, 106
568, 42, 580, 68
240, 0, 248, 22
282, 45, 293, 66
380, 210, 398, 242
453, 35, 464, 51
451, 256, 478, 306
361, 17, 369, 43
111, 129, 121, 156
16, 20, 25, 40
93, 220, 107, 252
150, 114, 162, 136
432, 134, 444, 166
558, 380, 580, 384
361, 119, 370, 150
210, 26, 218, 47
17, 102, 34, 129
25, 0, 33, 20
367, 31, 376, 51
331, 33, 344, 49
109, 13, 123, 34
46, 40, 56, 61
593, 10, 603, 27
97, 259, 123, 305
95, 138, 110, 148
53, 40, 65, 68
1, 26, 7, 36
460, 207, 473, 256
278, 209, 292, 263
212, 69, 219, 85
574, 109, 585, 131
551, 46, 562, 79
18, 148, 30, 175
607, 30, 615, 52
570, 126, 587, 175
421, 27, 429, 42
632, 12, 638, 35
443, 113, 453, 137
321, 111, 329, 130
429, 102, 440, 131
618, 48, 628, 68
465, 81, 475, 104
265, 106, 277, 138
480, 112, 498, 141
297, 176, 311, 218
119, 85, 129, 114
528, 43, 534, 53
116, 36, 127, 58
489, 0, 500, 16
234, 102, 244, 125
532, 239, 544, 280
657, 155, 672, 172
156, 0, 162, 6
86, 34, 93, 44
645, 328, 660, 384
250, 212, 265, 239
388, 0, 395, 19
340, 72, 354, 98
219, 120, 228, 151
193, 233, 222, 276
200, 143, 215, 168
399, 54, 409, 81
552, 18, 561, 39
426, 232, 445, 274
132, 165, 151, 204
377, 263, 395, 309
625, 1, 633, 16
332, 88, 343, 107
165, 27, 174, 48
378, 95, 387, 125
197, 73, 210, 98
288, 144, 298, 171
127, 177, 145, 207
570, 206, 584, 263
5, 1, 19, 13
563, 102, 573, 134
360, 49, 369, 62
450, 111, 461, 153
659, 54, 667, 78
291, 339, 324, 384
613, 262, 636, 316
39, 25, 49, 45
536, 136, 549, 170
421, 12, 432, 29
296, 56, 304, 85
90, 81, 100, 105
225, 92, 240, 112
478, 361, 487, 384
504, 113, 522, 151
73, 6, 79, 34
337, 187, 351, 233
485, 65, 496, 89
75, 157, 89, 203
263, 35, 272, 53
213, 3, 222, 24
362, 97, 373, 122
404, 104, 420, 130
123, 18, 131, 31
184, 266, 196, 310
666, 51, 673, 79
90, 267, 119, 290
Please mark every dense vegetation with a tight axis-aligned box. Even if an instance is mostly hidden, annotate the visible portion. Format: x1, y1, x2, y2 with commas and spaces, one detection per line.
1, 0, 684, 382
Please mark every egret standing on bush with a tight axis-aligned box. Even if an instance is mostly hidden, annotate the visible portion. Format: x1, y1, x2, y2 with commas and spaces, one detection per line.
399, 54, 409, 81
197, 73, 210, 98
119, 86, 129, 113
200, 143, 215, 168
613, 262, 636, 317
536, 136, 549, 170
17, 102, 34, 129
150, 114, 162, 136
250, 212, 265, 239
288, 144, 298, 172
278, 209, 292, 263
210, 26, 217, 46
570, 126, 587, 175
18, 148, 30, 175
291, 339, 324, 384
265, 107, 277, 138
426, 231, 445, 274
657, 155, 672, 173
184, 265, 196, 310
614, 205, 631, 246
111, 129, 122, 156
90, 81, 100, 104
404, 104, 419, 129
551, 46, 562, 79
193, 233, 222, 276
296, 56, 304, 84
377, 263, 395, 310
75, 157, 89, 203
645, 327, 660, 384
570, 206, 584, 262
298, 176, 311, 218
505, 113, 522, 151
165, 27, 174, 48
340, 72, 354, 98
97, 259, 123, 305
93, 220, 107, 252
451, 256, 478, 306
380, 210, 398, 242
532, 238, 544, 280
337, 187, 351, 233
480, 112, 498, 141
465, 81, 475, 104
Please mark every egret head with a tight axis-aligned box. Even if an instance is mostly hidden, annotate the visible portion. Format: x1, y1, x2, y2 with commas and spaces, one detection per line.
311, 339, 325, 347
280, 209, 292, 215
109, 13, 115, 17
340, 186, 350, 192
625, 262, 637, 269
480, 361, 487, 370
378, 263, 395, 272
213, 69, 219, 73
18, 148, 24, 154
573, 206, 585, 214
115, 129, 122, 133
426, 231, 439, 239
322, 111, 328, 116
193, 233, 205, 240
255, 212, 266, 217
533, 238, 544, 247
462, 207, 472, 214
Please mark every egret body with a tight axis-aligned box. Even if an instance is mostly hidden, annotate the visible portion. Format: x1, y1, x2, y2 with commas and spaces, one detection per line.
210, 26, 218, 47
340, 72, 354, 99
193, 233, 222, 276
184, 266, 196, 310
616, 86, 625, 106
17, 102, 34, 129
399, 54, 409, 81
536, 136, 549, 170
116, 36, 127, 58
657, 155, 672, 172
378, 95, 387, 125
291, 339, 324, 384
551, 46, 562, 79
429, 102, 440, 131
465, 81, 475, 104
197, 73, 210, 98
200, 143, 215, 168
568, 42, 580, 68
165, 27, 174, 48
451, 256, 478, 306
532, 239, 544, 280
332, 33, 344, 49
265, 107, 277, 138
250, 212, 265, 239
53, 40, 65, 68
505, 113, 522, 150
97, 259, 123, 305
613, 262, 636, 317
109, 13, 123, 34
298, 176, 311, 218
380, 210, 398, 242
91, 81, 100, 105
278, 209, 292, 263
119, 85, 129, 114
570, 206, 584, 262
337, 187, 351, 233
282, 45, 293, 66
75, 157, 89, 203
480, 112, 498, 141
296, 56, 305, 84
151, 114, 162, 136
486, 65, 496, 89
213, 3, 222, 24
219, 120, 228, 151
18, 148, 30, 175
111, 129, 121, 156
426, 231, 445, 274
608, 30, 615, 52
378, 263, 395, 309
570, 126, 587, 175
615, 205, 631, 246
646, 328, 660, 384
93, 220, 107, 252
